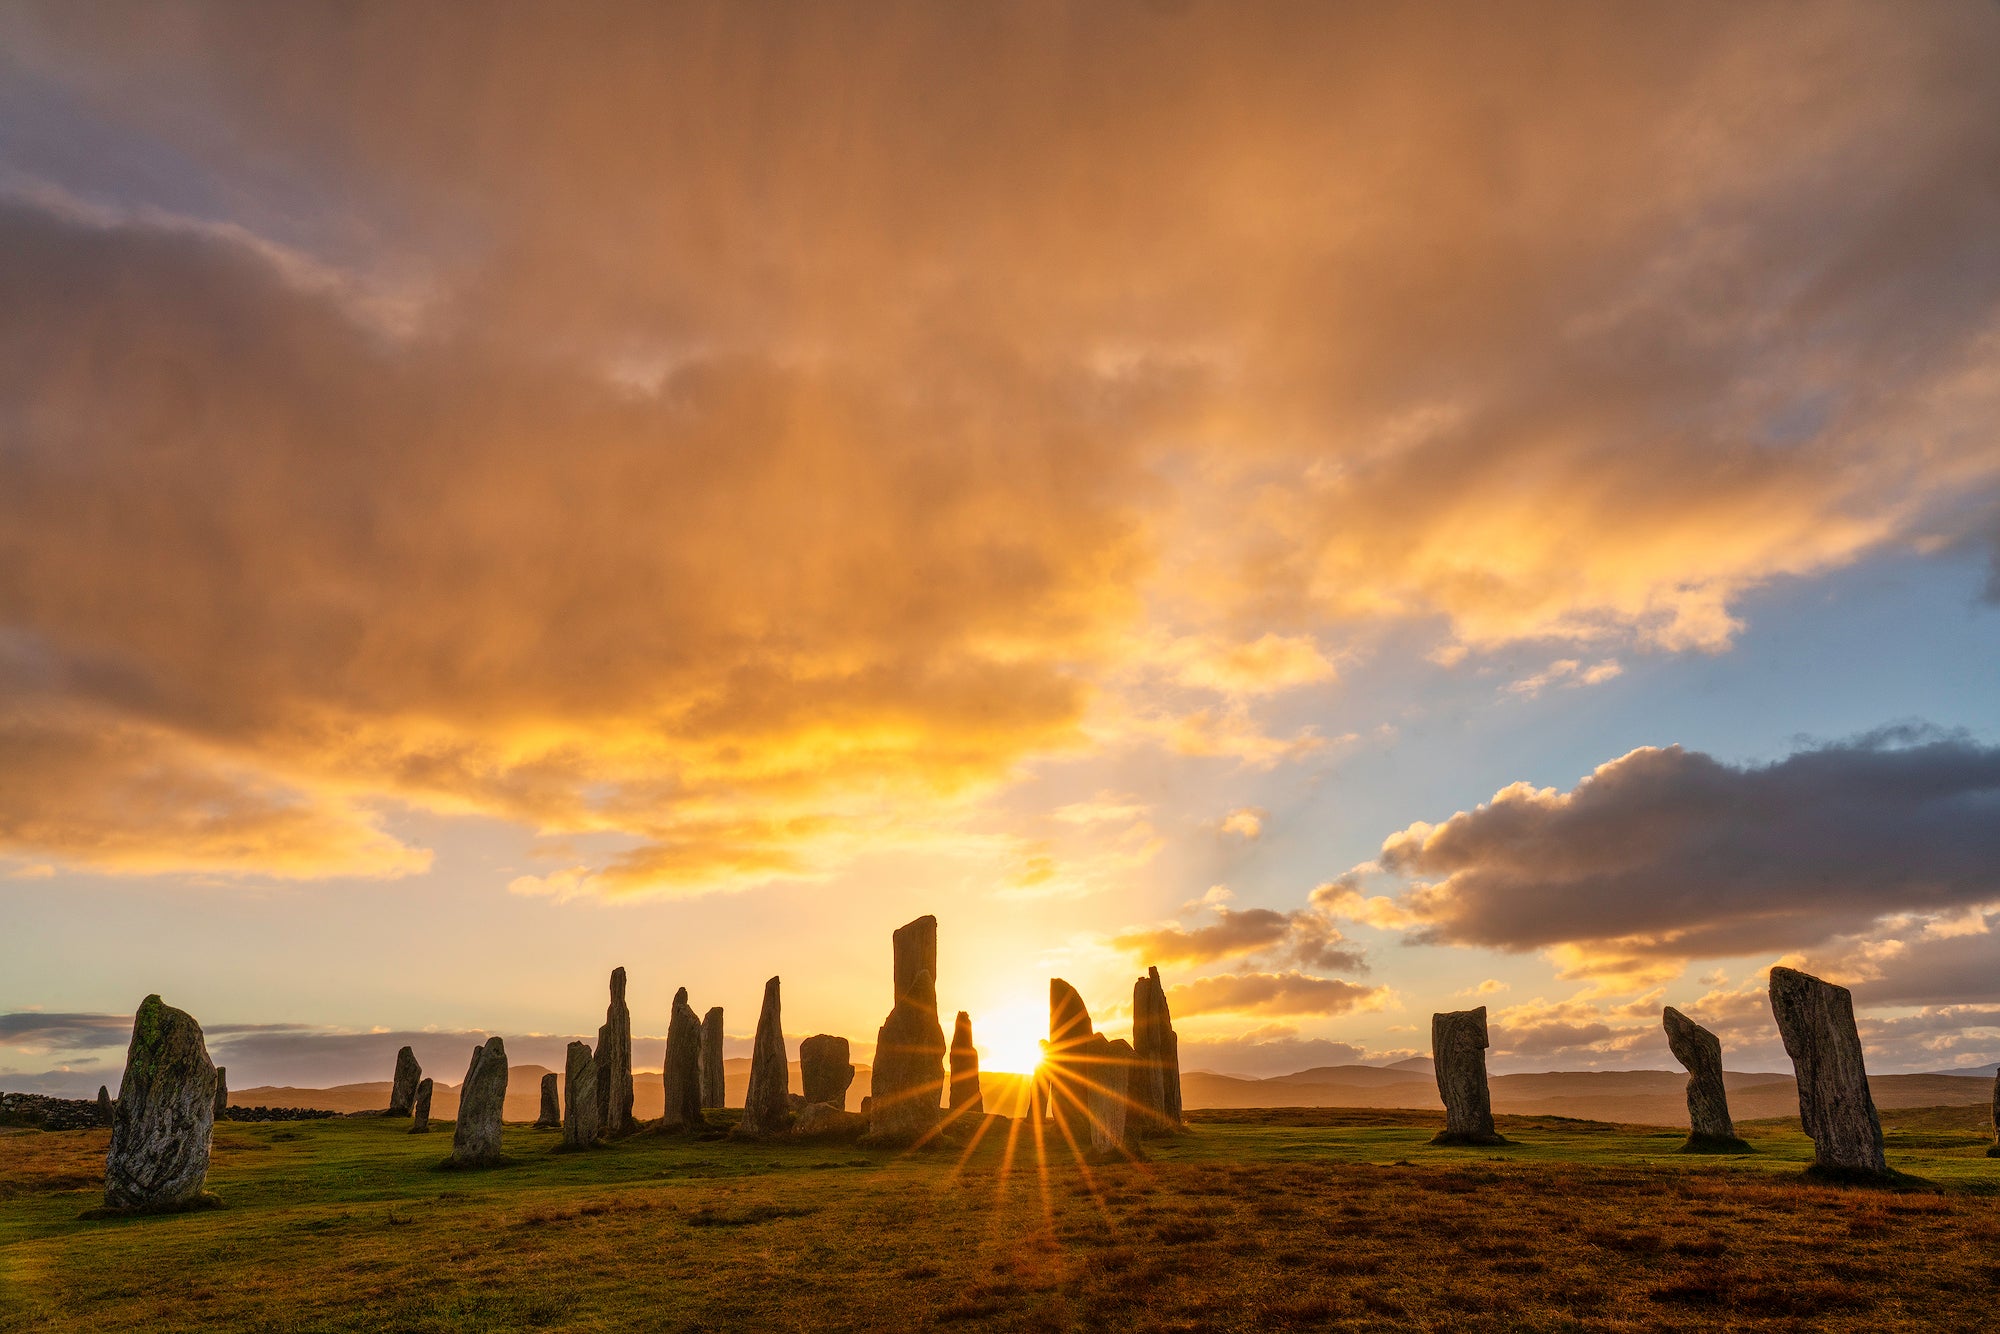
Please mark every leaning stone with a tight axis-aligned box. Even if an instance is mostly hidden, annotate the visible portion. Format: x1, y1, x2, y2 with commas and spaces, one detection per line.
1769, 966, 1887, 1178
736, 976, 791, 1137
409, 1078, 434, 1134
661, 987, 706, 1132
213, 1066, 228, 1121
387, 1045, 422, 1117
866, 967, 947, 1146
1086, 1037, 1140, 1158
100, 994, 219, 1214
447, 1037, 509, 1167
799, 1034, 855, 1110
949, 1011, 983, 1116
95, 1085, 113, 1127
534, 1072, 561, 1129
1430, 1007, 1506, 1146
1130, 966, 1183, 1134
792, 1101, 869, 1141
1663, 1006, 1749, 1153
700, 1006, 725, 1109
599, 967, 636, 1138
562, 1040, 600, 1149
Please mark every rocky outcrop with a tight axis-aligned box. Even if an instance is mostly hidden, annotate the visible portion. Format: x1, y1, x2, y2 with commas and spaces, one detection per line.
949, 1011, 983, 1116
102, 994, 218, 1214
737, 976, 791, 1137
662, 987, 706, 1132
799, 1034, 855, 1110
96, 1086, 113, 1126
599, 967, 636, 1138
1431, 1007, 1505, 1145
535, 1073, 560, 1129
409, 1078, 434, 1134
447, 1037, 509, 1167
1131, 966, 1182, 1134
1043, 978, 1096, 1139
1769, 966, 1887, 1177
700, 1007, 725, 1109
562, 1041, 599, 1149
388, 1045, 422, 1117
213, 1067, 228, 1119
1663, 1006, 1747, 1152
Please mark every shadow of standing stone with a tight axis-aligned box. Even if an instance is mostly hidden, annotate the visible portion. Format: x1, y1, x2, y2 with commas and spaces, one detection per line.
1430, 1007, 1508, 1146
1769, 966, 1887, 1180
94, 994, 220, 1216
446, 1037, 509, 1168
1663, 1006, 1751, 1153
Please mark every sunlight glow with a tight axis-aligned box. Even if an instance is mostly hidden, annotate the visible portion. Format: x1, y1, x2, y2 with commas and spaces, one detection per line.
972, 999, 1047, 1074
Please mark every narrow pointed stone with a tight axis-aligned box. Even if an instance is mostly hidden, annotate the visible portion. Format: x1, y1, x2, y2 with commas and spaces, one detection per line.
598, 967, 635, 1137
534, 1072, 561, 1128
800, 1034, 855, 1110
95, 1085, 112, 1127
700, 1007, 725, 1109
447, 1037, 508, 1167
408, 1078, 433, 1134
1131, 966, 1182, 1134
1430, 1007, 1505, 1145
102, 995, 217, 1213
1663, 1006, 1747, 1152
662, 987, 706, 1132
949, 1012, 983, 1115
387, 1045, 422, 1117
1769, 966, 1887, 1177
737, 976, 790, 1137
212, 1066, 228, 1121
562, 1041, 600, 1149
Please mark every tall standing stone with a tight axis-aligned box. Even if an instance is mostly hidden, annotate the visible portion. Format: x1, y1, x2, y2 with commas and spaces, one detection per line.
1430, 1007, 1504, 1145
95, 1085, 112, 1126
737, 976, 791, 1137
409, 1078, 434, 1134
699, 1007, 725, 1109
534, 1073, 561, 1129
212, 1066, 228, 1120
949, 1011, 983, 1116
388, 1045, 422, 1117
598, 967, 636, 1138
1131, 966, 1183, 1134
562, 1040, 600, 1149
1662, 1006, 1747, 1152
662, 987, 707, 1132
1988, 1070, 1999, 1158
893, 915, 938, 1006
1086, 1036, 1137, 1157
448, 1037, 509, 1167
866, 916, 948, 1145
1044, 978, 1097, 1139
102, 995, 217, 1213
799, 1034, 855, 1110
594, 1020, 613, 1131
1768, 966, 1887, 1177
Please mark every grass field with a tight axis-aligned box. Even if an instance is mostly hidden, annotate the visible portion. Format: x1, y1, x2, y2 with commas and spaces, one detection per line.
3, 1105, 1997, 1332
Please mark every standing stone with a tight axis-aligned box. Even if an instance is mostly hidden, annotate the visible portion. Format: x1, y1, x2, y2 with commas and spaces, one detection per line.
893, 915, 938, 1006
387, 1045, 422, 1117
1662, 1006, 1747, 1152
800, 1034, 855, 1110
1131, 966, 1183, 1134
1431, 1007, 1505, 1145
95, 1085, 112, 1127
1769, 966, 1888, 1177
699, 1007, 725, 1109
409, 1078, 434, 1133
949, 1011, 983, 1116
448, 1037, 509, 1167
534, 1073, 561, 1129
1988, 1070, 1999, 1158
661, 988, 707, 1132
102, 995, 217, 1213
598, 967, 636, 1138
1044, 978, 1097, 1139
562, 1040, 600, 1149
1086, 1036, 1137, 1157
867, 926, 948, 1145
594, 1020, 614, 1132
737, 976, 791, 1137
212, 1067, 228, 1121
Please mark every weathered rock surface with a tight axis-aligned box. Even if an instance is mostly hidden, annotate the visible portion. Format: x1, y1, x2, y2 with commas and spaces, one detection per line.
662, 987, 706, 1132
1431, 1007, 1504, 1145
893, 915, 938, 1005
737, 976, 791, 1137
867, 970, 947, 1144
388, 1045, 422, 1117
1989, 1071, 1999, 1157
599, 967, 636, 1138
96, 1085, 113, 1126
949, 1011, 983, 1116
447, 1037, 509, 1167
800, 1034, 855, 1110
562, 1040, 600, 1149
792, 1101, 869, 1140
1131, 966, 1182, 1134
700, 1006, 725, 1109
535, 1073, 560, 1128
1043, 978, 1096, 1139
213, 1066, 228, 1119
409, 1078, 433, 1134
102, 994, 218, 1213
1769, 966, 1887, 1176
1663, 1006, 1746, 1151
1085, 1036, 1137, 1157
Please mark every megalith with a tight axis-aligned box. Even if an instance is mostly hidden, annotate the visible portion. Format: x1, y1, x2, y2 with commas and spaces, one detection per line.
95, 1085, 112, 1126
1086, 1036, 1138, 1157
562, 1040, 600, 1149
1988, 1071, 1999, 1158
213, 1066, 228, 1120
447, 1036, 509, 1167
1431, 1007, 1505, 1145
535, 1072, 561, 1129
1768, 966, 1887, 1177
661, 987, 706, 1132
1131, 966, 1183, 1134
388, 1045, 422, 1117
737, 976, 791, 1137
800, 1034, 855, 1110
1044, 978, 1097, 1140
409, 1078, 434, 1134
867, 966, 947, 1144
102, 994, 218, 1213
598, 967, 636, 1138
699, 1006, 725, 1109
949, 1011, 983, 1116
893, 915, 938, 1004
1662, 1006, 1747, 1152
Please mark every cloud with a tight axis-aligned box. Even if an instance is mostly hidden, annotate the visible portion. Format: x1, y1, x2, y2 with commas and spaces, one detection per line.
1504, 658, 1623, 698
0, 1010, 134, 1052
1165, 970, 1389, 1018
1112, 901, 1365, 973
1217, 807, 1265, 840
1176, 1025, 1372, 1079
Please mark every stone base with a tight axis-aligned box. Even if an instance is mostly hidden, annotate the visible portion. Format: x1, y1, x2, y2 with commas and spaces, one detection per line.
1427, 1130, 1512, 1147
1801, 1162, 1922, 1189
858, 1125, 947, 1150
791, 1104, 868, 1141
80, 1191, 223, 1220
407, 1124, 430, 1135
1678, 1133, 1754, 1154
1084, 1143, 1150, 1165
437, 1154, 509, 1171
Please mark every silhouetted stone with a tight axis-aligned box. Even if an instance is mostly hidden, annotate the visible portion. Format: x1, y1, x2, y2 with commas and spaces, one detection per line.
535, 1073, 560, 1129
700, 1007, 725, 1109
1131, 966, 1183, 1134
1769, 966, 1887, 1177
867, 966, 947, 1145
212, 1066, 228, 1120
799, 1034, 855, 1110
562, 1041, 599, 1149
388, 1045, 422, 1117
949, 1011, 983, 1116
409, 1078, 433, 1133
737, 976, 790, 1137
1044, 978, 1096, 1139
893, 915, 938, 1006
102, 995, 218, 1214
662, 987, 706, 1132
599, 967, 635, 1138
1430, 1007, 1505, 1146
1086, 1036, 1138, 1158
793, 1101, 869, 1140
1989, 1071, 1999, 1158
96, 1085, 112, 1126
1663, 1006, 1748, 1152
448, 1037, 509, 1167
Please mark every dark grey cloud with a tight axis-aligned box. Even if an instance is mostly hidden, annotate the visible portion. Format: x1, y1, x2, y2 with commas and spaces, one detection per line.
0, 1010, 131, 1049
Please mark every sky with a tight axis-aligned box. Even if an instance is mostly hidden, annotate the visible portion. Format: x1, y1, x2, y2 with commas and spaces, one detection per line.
3, 1, 1999, 1098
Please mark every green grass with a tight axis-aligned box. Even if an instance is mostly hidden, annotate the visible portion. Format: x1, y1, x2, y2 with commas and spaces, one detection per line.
2, 1105, 1997, 1331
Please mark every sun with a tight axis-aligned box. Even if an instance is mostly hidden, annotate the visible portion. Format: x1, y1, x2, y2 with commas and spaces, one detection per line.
970, 998, 1047, 1074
